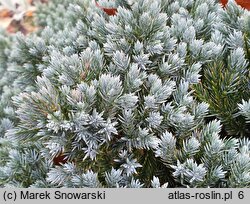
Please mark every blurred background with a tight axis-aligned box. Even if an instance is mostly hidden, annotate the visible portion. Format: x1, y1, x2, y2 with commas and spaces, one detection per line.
0, 0, 47, 34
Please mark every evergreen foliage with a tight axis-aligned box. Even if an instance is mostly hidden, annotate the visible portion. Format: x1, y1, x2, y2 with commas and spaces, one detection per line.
195, 1, 250, 137
0, 0, 249, 187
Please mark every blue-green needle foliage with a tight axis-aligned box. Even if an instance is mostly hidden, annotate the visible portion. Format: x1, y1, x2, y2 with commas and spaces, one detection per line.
0, 0, 249, 187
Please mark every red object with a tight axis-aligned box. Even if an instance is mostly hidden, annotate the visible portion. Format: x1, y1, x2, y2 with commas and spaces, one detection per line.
220, 0, 250, 10
95, 0, 117, 16
53, 153, 67, 165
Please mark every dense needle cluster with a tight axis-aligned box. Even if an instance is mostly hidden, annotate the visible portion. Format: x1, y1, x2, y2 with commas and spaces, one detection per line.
0, 0, 249, 187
